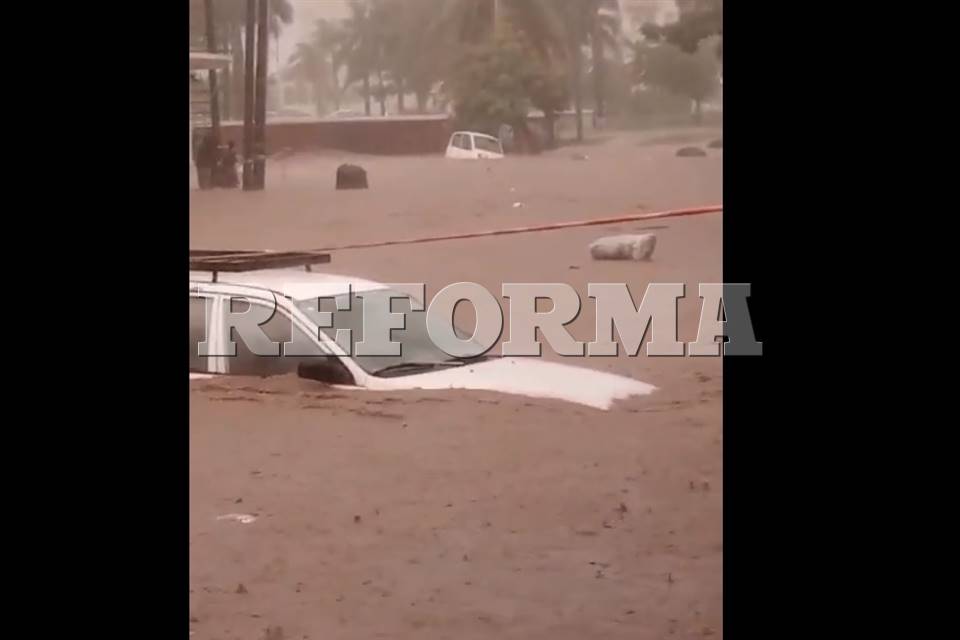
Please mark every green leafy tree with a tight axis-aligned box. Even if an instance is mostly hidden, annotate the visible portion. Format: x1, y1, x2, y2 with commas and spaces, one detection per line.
524, 58, 571, 148
448, 34, 534, 135
425, 0, 568, 117
449, 29, 569, 148
641, 0, 722, 60
633, 38, 719, 123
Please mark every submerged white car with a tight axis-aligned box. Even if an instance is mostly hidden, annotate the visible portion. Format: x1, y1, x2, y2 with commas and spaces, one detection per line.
189, 252, 654, 410
445, 131, 504, 160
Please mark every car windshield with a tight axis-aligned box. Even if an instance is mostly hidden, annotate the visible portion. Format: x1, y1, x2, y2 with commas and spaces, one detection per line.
474, 136, 502, 153
295, 289, 485, 376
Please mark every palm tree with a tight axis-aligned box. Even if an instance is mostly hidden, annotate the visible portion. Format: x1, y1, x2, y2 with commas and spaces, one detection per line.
267, 0, 294, 38
586, 0, 622, 119
642, 0, 722, 57
401, 0, 448, 113
341, 0, 376, 115
312, 19, 349, 111
429, 0, 498, 45
550, 0, 622, 140
425, 0, 567, 60
286, 42, 328, 115
369, 0, 394, 116
189, 0, 294, 119
371, 0, 406, 113
500, 0, 567, 59
553, 0, 591, 141
346, 0, 448, 115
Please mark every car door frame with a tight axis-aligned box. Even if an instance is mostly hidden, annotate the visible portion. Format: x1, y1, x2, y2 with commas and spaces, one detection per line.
446, 133, 462, 158
472, 133, 504, 159
193, 281, 371, 387
446, 132, 476, 159
190, 287, 227, 375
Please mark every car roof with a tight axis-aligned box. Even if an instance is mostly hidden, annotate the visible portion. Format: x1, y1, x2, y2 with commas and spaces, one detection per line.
451, 131, 500, 142
190, 268, 388, 299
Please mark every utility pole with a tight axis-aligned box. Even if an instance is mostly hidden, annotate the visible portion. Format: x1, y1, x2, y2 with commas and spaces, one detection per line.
253, 0, 270, 189
242, 0, 256, 190
204, 0, 221, 141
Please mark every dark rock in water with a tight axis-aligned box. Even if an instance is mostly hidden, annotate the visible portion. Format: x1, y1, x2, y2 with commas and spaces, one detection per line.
676, 146, 707, 157
707, 138, 723, 149
336, 164, 368, 189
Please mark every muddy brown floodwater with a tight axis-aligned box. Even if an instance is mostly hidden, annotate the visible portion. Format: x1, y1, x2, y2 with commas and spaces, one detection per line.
190, 128, 723, 640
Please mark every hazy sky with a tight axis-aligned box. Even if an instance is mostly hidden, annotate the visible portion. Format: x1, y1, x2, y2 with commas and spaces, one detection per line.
274, 0, 680, 69
277, 0, 350, 67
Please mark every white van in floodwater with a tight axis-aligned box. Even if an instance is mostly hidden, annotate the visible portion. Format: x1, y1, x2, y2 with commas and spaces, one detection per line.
445, 131, 504, 159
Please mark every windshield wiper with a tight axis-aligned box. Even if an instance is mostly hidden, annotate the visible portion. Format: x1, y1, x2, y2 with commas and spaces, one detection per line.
374, 361, 462, 376
443, 355, 492, 364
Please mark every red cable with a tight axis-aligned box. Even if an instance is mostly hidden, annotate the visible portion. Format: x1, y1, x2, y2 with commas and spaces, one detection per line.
320, 204, 723, 252
196, 204, 722, 260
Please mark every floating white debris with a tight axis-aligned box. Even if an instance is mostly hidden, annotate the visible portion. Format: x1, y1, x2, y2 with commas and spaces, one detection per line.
216, 513, 257, 524
589, 234, 657, 261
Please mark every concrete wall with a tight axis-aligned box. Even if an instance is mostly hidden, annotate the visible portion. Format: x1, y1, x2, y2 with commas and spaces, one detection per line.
192, 111, 599, 161
527, 110, 597, 144
195, 116, 453, 156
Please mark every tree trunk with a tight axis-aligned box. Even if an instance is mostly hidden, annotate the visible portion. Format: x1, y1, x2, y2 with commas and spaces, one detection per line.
331, 58, 341, 110
222, 71, 232, 121
573, 47, 584, 142
221, 25, 233, 120
416, 90, 426, 113
314, 81, 325, 116
397, 79, 405, 113
377, 68, 386, 115
363, 74, 371, 115
590, 20, 605, 119
567, 9, 584, 143
231, 26, 246, 119
204, 0, 221, 140
545, 112, 556, 149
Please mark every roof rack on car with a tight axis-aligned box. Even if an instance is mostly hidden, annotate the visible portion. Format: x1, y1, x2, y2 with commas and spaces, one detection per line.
190, 249, 331, 282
